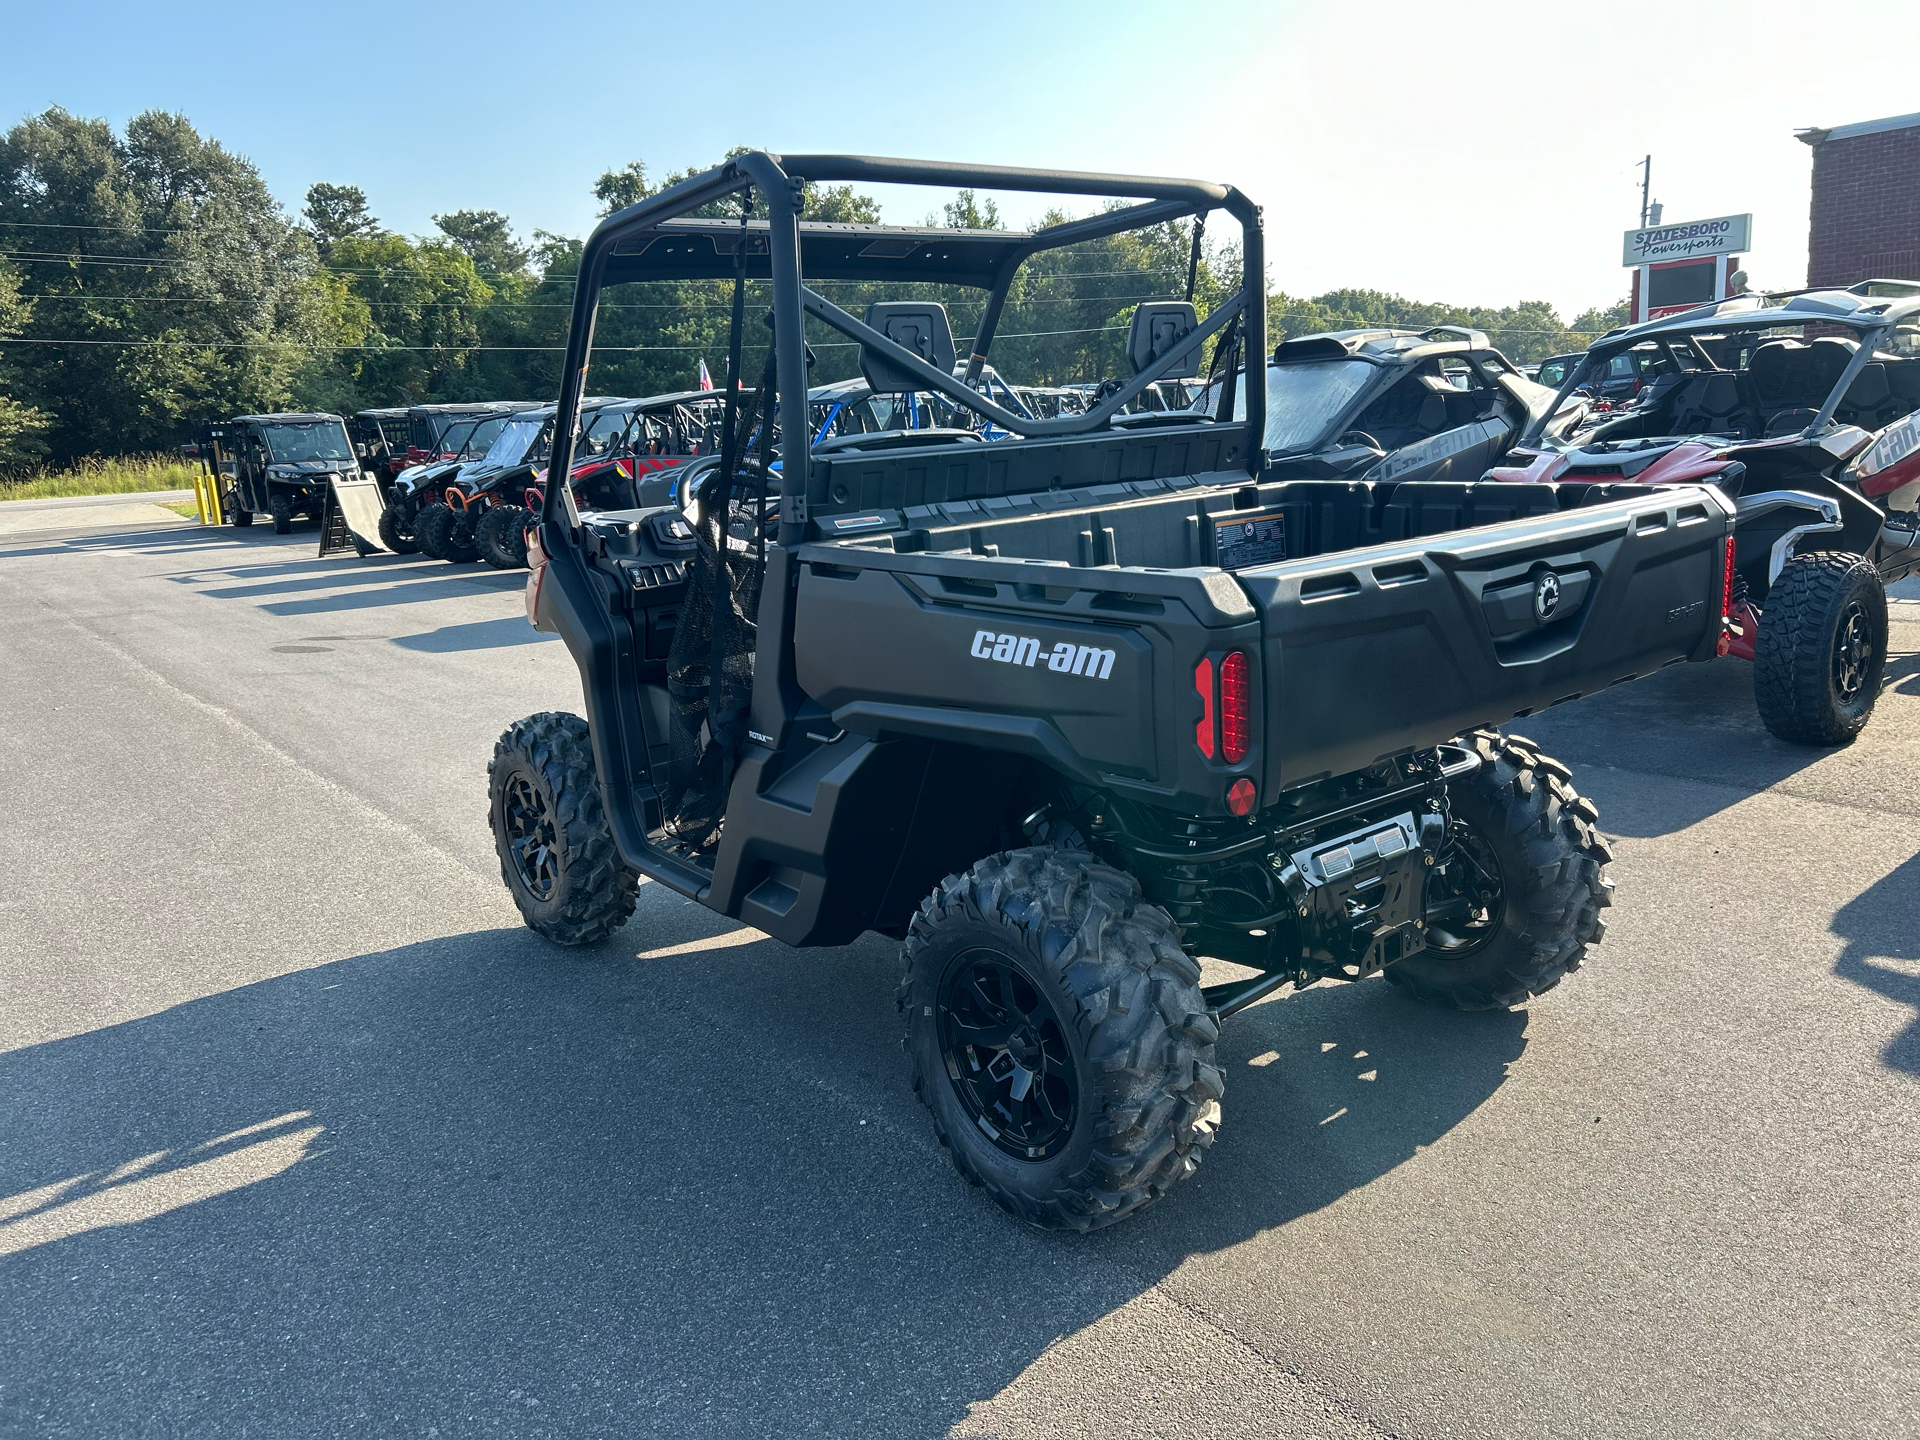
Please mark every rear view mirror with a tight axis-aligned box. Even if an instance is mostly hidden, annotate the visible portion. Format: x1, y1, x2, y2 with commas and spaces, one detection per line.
1127, 301, 1201, 379
861, 303, 956, 394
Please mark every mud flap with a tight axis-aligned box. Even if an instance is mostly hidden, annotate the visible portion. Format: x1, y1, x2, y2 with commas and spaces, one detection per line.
318, 476, 387, 557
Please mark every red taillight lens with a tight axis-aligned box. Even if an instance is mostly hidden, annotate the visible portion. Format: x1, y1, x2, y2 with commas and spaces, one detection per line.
1219, 651, 1251, 764
1227, 778, 1256, 816
1193, 657, 1215, 758
1720, 534, 1736, 620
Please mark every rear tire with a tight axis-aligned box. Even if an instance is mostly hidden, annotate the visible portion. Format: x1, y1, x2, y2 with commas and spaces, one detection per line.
227, 493, 253, 527
900, 847, 1222, 1232
1387, 729, 1612, 1011
268, 494, 294, 534
1754, 551, 1887, 746
477, 505, 530, 569
488, 712, 637, 945
414, 503, 453, 560
377, 506, 420, 555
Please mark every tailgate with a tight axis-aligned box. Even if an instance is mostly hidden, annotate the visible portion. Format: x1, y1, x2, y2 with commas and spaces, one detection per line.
1233, 484, 1733, 789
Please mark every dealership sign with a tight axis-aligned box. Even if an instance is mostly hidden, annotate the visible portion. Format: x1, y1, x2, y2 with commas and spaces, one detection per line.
1622, 213, 1752, 266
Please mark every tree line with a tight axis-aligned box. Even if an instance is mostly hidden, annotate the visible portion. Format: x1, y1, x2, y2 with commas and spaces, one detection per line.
0, 108, 1625, 472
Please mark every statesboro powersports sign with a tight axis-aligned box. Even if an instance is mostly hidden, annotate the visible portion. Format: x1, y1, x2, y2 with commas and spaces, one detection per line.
1622, 213, 1752, 266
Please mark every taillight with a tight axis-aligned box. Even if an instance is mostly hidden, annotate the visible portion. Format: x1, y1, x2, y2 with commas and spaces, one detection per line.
1194, 651, 1253, 768
1219, 652, 1251, 764
1193, 657, 1215, 758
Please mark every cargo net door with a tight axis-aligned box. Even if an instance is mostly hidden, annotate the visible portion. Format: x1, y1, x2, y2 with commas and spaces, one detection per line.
662, 380, 773, 848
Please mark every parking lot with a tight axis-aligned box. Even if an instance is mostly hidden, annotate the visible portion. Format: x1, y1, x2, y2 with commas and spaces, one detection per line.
1, 502, 1915, 1439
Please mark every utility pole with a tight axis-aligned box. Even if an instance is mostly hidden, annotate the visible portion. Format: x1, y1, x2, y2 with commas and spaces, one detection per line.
1639, 155, 1652, 229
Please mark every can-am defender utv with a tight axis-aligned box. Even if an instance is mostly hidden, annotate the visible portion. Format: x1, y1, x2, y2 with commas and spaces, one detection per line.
491, 153, 1738, 1231
1490, 284, 1920, 745
205, 413, 360, 534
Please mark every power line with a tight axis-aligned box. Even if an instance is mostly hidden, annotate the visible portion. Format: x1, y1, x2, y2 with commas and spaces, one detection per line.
3, 323, 1132, 352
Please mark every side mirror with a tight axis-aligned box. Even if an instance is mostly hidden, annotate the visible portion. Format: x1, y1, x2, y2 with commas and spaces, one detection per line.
1127, 301, 1201, 379
861, 302, 955, 394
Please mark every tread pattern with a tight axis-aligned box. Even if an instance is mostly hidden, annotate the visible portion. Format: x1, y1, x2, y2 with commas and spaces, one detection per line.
477, 505, 530, 569
1753, 550, 1886, 746
899, 847, 1221, 1232
377, 506, 420, 554
268, 494, 294, 534
414, 503, 453, 560
488, 712, 637, 945
1385, 729, 1613, 1011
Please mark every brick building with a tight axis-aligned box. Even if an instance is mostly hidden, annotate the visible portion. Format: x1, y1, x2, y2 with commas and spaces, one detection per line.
1797, 111, 1920, 287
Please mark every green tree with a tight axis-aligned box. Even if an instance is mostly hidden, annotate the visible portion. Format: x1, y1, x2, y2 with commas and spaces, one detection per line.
434, 209, 530, 280
943, 189, 1001, 230
0, 107, 352, 462
0, 259, 52, 469
302, 182, 381, 258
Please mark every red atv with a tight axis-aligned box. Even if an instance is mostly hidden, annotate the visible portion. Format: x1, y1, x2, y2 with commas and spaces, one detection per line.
1494, 284, 1920, 744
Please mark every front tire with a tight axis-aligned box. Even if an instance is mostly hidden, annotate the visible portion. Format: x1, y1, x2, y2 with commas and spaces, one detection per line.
477, 504, 530, 569
268, 494, 294, 534
900, 847, 1222, 1232
487, 712, 637, 945
1754, 551, 1887, 746
413, 502, 453, 560
377, 506, 420, 554
442, 506, 481, 563
1388, 730, 1612, 1011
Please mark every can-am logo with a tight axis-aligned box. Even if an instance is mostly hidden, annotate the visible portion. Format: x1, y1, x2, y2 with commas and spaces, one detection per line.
971, 629, 1115, 680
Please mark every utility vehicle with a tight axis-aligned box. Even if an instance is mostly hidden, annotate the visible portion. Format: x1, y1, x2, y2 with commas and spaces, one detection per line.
384, 405, 537, 556
1492, 284, 1920, 744
204, 413, 359, 533
348, 407, 413, 491
465, 391, 729, 569
489, 154, 1738, 1231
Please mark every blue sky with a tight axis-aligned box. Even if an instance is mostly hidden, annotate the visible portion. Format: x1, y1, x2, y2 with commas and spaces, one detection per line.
5, 0, 1917, 316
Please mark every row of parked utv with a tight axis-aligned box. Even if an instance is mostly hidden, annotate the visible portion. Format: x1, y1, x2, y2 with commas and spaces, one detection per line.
208, 151, 1916, 1236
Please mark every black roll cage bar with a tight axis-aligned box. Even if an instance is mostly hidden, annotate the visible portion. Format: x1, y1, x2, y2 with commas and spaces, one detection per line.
542, 152, 1266, 544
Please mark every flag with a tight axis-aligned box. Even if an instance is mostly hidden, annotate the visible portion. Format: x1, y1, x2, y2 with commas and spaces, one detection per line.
697, 358, 713, 391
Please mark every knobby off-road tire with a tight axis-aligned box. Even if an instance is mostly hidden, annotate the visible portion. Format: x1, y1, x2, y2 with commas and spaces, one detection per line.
442, 506, 481, 563
377, 505, 420, 554
413, 502, 454, 560
269, 494, 295, 534
227, 495, 253, 527
477, 504, 530, 569
1754, 551, 1887, 746
487, 712, 637, 945
1387, 729, 1613, 1011
899, 847, 1223, 1232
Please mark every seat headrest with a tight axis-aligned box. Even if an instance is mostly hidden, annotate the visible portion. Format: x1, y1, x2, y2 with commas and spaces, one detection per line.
1127, 301, 1202, 378
861, 302, 956, 395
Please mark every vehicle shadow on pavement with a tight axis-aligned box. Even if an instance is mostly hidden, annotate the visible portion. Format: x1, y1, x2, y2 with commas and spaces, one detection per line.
0, 923, 1520, 1438
1830, 852, 1920, 1077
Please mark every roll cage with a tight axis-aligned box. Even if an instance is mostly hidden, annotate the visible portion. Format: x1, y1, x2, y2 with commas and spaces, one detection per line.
539, 152, 1266, 547
1521, 287, 1920, 449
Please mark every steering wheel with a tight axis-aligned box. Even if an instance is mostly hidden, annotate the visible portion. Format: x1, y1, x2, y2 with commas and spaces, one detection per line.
1336, 430, 1383, 452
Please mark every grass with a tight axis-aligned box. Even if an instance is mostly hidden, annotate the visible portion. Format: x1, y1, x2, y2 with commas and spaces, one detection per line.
0, 454, 203, 502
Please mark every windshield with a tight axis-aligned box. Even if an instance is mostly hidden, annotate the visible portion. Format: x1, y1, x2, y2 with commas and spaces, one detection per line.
1193, 361, 1377, 453
481, 416, 550, 467
455, 415, 511, 457
261, 421, 353, 463
578, 407, 636, 458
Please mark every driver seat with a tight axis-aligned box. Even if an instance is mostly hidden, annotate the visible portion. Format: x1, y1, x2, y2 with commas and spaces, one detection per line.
1664, 372, 1750, 437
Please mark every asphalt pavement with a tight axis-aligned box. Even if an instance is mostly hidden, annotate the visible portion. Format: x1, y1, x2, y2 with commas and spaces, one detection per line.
1, 510, 1914, 1439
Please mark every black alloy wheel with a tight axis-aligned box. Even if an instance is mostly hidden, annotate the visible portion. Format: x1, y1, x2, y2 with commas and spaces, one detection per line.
1832, 598, 1873, 704
936, 950, 1078, 1160
501, 771, 558, 901
1422, 813, 1506, 957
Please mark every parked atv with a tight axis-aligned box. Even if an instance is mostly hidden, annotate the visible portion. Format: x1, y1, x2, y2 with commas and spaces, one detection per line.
455, 392, 730, 569
1492, 283, 1920, 745
384, 405, 537, 557
489, 153, 1737, 1232
202, 413, 361, 536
